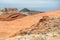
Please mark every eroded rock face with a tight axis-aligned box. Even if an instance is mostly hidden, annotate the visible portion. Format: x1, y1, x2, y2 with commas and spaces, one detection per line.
0, 16, 60, 40
0, 13, 27, 21
0, 8, 27, 21
16, 16, 60, 35
0, 10, 60, 38
0, 8, 18, 12
0, 8, 19, 14
14, 10, 60, 36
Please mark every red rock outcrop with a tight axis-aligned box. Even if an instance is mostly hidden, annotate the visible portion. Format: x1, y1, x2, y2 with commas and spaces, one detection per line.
0, 10, 60, 38
0, 13, 27, 21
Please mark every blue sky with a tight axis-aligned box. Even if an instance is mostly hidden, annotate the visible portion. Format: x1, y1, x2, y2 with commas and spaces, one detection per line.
0, 0, 60, 11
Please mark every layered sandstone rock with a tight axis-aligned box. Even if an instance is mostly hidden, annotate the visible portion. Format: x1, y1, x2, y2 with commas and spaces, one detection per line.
0, 13, 27, 21
0, 8, 27, 21
1, 8, 18, 12
0, 8, 19, 14
0, 10, 60, 38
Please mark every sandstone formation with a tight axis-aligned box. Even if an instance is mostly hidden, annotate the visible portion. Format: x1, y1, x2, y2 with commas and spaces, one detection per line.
0, 13, 27, 21
0, 8, 18, 12
0, 10, 60, 38
0, 8, 19, 15
0, 8, 27, 21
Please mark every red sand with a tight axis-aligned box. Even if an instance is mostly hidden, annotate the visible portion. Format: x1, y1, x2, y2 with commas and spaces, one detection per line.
0, 10, 60, 38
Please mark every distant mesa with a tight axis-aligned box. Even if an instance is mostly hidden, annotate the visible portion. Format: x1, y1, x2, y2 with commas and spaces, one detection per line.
20, 8, 30, 12
20, 8, 44, 15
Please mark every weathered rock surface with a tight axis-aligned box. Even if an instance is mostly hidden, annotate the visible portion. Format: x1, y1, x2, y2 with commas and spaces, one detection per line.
0, 10, 60, 38
0, 8, 20, 16
0, 12, 27, 21
0, 30, 60, 40
0, 8, 19, 13
0, 8, 27, 21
